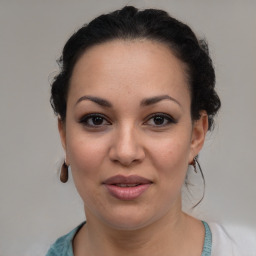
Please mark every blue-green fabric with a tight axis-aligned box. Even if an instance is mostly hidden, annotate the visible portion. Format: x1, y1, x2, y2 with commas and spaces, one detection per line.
46, 222, 84, 256
46, 221, 212, 256
201, 221, 212, 256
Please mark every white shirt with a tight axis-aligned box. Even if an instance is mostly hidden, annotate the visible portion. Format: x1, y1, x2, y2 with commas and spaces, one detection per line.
209, 222, 256, 256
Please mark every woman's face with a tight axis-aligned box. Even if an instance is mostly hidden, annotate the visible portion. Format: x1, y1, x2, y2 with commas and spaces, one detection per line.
59, 40, 207, 230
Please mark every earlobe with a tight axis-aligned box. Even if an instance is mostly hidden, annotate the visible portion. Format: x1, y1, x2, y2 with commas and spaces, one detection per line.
58, 118, 67, 151
189, 111, 208, 161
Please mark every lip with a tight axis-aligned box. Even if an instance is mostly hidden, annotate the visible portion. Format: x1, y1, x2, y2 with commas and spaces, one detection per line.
103, 175, 152, 201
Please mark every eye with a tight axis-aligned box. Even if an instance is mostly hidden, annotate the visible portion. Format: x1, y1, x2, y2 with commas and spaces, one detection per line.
145, 113, 177, 127
79, 114, 111, 127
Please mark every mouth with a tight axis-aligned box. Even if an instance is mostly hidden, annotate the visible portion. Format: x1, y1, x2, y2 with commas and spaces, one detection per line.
103, 175, 152, 201
114, 184, 140, 187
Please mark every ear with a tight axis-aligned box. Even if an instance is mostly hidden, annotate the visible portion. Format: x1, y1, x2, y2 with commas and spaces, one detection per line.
58, 118, 67, 152
189, 111, 208, 163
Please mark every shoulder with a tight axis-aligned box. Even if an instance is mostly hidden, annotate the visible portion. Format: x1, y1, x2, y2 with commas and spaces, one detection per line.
46, 222, 85, 256
208, 222, 256, 256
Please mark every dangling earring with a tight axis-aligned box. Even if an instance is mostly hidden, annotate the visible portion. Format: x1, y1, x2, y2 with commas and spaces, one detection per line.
60, 161, 69, 183
192, 157, 198, 173
189, 156, 206, 208
190, 156, 200, 173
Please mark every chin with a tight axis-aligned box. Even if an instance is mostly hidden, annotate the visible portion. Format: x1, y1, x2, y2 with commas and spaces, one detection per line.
97, 206, 160, 231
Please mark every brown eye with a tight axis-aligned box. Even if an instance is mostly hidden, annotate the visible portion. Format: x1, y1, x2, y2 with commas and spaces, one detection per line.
153, 116, 165, 125
79, 114, 111, 127
145, 113, 177, 127
91, 116, 104, 125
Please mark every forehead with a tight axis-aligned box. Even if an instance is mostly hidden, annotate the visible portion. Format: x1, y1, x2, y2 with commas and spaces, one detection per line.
69, 39, 190, 104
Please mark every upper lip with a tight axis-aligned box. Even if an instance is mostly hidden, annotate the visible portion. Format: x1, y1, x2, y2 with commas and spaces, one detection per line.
103, 175, 152, 185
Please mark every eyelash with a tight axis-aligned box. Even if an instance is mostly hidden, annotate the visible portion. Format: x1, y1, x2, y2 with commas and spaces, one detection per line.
79, 113, 177, 128
144, 113, 177, 127
79, 113, 111, 128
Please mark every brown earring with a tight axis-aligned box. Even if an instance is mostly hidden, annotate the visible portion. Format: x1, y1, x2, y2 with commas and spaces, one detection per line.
191, 157, 198, 173
60, 161, 69, 183
189, 156, 206, 208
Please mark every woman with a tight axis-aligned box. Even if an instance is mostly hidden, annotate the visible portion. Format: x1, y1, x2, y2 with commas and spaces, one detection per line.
46, 6, 235, 256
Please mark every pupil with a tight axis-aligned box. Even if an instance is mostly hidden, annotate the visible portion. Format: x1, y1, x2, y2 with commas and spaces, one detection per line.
93, 117, 103, 125
154, 116, 164, 125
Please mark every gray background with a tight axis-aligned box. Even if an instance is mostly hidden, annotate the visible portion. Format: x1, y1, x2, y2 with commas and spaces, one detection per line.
0, 0, 255, 255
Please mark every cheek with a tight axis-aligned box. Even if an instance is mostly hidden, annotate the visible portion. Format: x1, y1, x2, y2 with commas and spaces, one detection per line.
65, 133, 108, 206
148, 132, 191, 185
66, 130, 109, 181
151, 132, 191, 166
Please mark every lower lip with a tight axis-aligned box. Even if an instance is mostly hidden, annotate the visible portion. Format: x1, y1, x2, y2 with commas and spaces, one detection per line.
104, 184, 151, 200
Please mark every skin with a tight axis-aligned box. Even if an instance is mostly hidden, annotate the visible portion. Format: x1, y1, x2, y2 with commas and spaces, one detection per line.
59, 39, 208, 256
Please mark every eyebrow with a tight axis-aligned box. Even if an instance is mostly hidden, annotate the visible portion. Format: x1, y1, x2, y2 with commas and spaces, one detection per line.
76, 95, 112, 107
75, 94, 181, 108
140, 95, 181, 107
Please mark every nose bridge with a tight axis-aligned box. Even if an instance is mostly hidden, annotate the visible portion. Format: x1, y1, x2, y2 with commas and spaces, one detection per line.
110, 122, 144, 166
118, 123, 136, 151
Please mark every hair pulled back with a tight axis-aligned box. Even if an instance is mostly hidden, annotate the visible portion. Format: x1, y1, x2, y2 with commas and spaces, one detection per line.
50, 6, 220, 129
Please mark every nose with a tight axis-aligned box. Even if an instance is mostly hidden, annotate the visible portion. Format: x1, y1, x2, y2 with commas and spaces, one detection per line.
109, 125, 145, 166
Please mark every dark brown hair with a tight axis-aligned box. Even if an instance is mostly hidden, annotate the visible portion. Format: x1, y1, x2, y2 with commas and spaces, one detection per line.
50, 6, 221, 130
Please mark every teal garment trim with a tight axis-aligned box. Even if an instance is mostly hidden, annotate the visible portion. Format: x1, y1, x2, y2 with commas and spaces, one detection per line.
201, 221, 212, 256
46, 222, 84, 256
46, 221, 212, 256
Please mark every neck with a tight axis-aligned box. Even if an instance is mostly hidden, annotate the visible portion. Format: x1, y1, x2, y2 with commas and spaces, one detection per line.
73, 201, 202, 256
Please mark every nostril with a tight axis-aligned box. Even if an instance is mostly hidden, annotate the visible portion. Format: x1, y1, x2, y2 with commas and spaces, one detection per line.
110, 152, 144, 167
108, 130, 145, 165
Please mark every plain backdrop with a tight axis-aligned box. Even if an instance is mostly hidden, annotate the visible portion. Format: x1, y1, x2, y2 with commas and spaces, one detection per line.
0, 0, 255, 255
